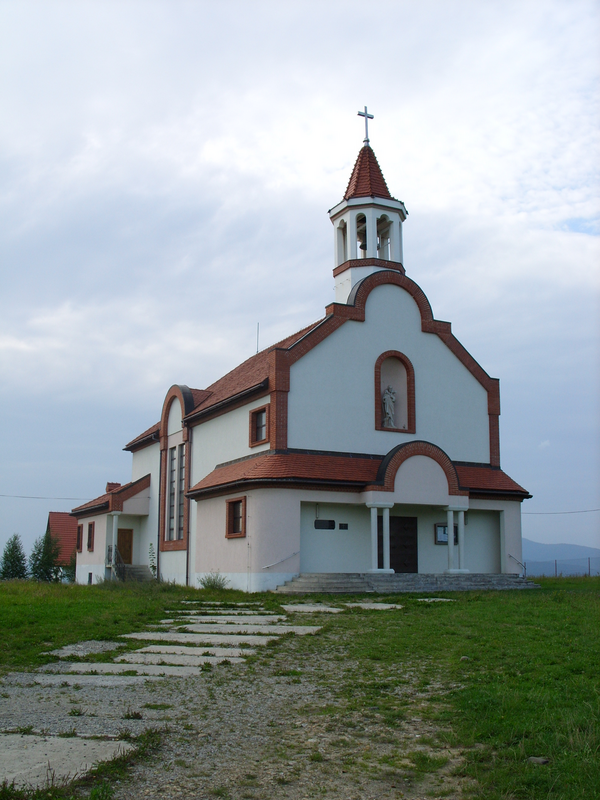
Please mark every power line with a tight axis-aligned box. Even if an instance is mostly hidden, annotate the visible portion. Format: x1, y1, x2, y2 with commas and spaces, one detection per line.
523, 509, 600, 516
0, 494, 91, 501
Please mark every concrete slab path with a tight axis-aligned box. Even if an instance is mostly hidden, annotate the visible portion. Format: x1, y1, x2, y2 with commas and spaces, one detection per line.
0, 734, 134, 788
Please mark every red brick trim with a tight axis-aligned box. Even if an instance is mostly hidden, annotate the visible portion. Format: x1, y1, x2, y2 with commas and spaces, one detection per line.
110, 474, 151, 512
374, 350, 416, 434
333, 258, 405, 278
365, 441, 468, 496
268, 349, 291, 450
226, 496, 246, 538
249, 404, 270, 448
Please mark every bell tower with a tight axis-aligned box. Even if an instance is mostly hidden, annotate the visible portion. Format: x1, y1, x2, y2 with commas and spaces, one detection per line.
329, 108, 408, 303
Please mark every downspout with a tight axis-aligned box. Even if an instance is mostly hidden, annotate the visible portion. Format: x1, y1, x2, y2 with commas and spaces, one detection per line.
185, 425, 191, 587
154, 433, 162, 580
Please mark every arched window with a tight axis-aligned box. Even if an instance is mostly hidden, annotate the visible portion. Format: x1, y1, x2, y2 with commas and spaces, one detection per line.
336, 220, 347, 266
374, 351, 415, 433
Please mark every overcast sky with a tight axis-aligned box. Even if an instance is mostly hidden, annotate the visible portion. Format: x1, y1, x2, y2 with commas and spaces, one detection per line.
1, 0, 598, 555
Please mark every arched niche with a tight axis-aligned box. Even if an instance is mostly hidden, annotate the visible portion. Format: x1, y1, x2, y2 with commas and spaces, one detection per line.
167, 397, 183, 435
374, 351, 416, 433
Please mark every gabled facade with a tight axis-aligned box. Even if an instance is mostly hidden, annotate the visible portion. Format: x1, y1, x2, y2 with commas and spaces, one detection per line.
72, 140, 530, 589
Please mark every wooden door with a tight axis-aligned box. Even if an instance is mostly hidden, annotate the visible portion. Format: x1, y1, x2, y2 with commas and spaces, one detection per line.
117, 529, 133, 565
378, 516, 418, 573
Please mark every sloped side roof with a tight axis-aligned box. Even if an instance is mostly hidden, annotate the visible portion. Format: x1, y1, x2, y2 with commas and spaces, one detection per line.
47, 512, 78, 565
344, 145, 394, 200
71, 474, 151, 517
124, 422, 160, 451
455, 466, 529, 496
184, 321, 325, 419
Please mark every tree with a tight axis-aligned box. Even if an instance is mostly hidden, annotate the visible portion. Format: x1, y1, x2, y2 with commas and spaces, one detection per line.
29, 530, 62, 582
0, 534, 28, 580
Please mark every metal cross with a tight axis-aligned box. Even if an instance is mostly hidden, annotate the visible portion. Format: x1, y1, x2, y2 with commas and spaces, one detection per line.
358, 106, 374, 144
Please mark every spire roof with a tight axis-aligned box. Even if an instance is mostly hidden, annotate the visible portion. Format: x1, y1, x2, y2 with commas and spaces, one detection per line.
344, 145, 394, 201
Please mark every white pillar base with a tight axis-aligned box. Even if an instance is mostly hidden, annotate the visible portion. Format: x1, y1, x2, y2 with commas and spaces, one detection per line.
444, 568, 471, 574
368, 568, 395, 574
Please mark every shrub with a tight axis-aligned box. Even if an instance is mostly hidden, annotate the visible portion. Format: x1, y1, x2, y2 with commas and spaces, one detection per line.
0, 533, 28, 580
198, 571, 230, 590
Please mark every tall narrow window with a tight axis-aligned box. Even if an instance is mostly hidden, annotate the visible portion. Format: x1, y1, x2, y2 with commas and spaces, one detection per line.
87, 522, 95, 552
177, 444, 185, 540
249, 405, 269, 447
76, 525, 83, 553
167, 447, 176, 541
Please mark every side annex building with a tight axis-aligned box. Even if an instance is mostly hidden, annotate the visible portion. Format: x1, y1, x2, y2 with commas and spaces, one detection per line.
72, 141, 530, 590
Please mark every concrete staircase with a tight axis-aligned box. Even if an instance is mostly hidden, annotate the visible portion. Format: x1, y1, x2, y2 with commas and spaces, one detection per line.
274, 572, 539, 594
122, 565, 154, 582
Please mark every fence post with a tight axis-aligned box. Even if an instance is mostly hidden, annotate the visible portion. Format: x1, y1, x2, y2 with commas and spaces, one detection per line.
554, 559, 557, 578
589, 557, 591, 577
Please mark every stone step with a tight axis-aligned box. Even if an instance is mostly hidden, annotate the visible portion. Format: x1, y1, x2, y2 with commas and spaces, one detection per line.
115, 652, 243, 667
274, 573, 539, 594
122, 565, 154, 582
121, 631, 279, 646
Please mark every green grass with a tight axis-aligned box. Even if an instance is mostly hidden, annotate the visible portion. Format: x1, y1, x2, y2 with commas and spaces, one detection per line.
0, 577, 598, 799
313, 578, 600, 800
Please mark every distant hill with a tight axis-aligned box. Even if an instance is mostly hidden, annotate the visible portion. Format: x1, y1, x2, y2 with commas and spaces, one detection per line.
522, 538, 600, 562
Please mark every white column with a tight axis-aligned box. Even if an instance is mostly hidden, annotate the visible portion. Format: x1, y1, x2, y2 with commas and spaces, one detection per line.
348, 211, 358, 260
446, 508, 454, 572
369, 506, 378, 570
458, 511, 466, 570
382, 507, 391, 570
112, 512, 121, 561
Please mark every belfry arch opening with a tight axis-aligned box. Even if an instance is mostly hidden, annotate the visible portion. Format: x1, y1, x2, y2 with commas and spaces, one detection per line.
377, 215, 391, 260
356, 213, 367, 257
336, 220, 347, 266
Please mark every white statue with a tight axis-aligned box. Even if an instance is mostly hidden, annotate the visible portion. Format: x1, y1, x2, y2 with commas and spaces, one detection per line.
382, 385, 396, 427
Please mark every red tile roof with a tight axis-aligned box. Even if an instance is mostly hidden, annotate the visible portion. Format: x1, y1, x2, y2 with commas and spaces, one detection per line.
184, 321, 325, 420
124, 422, 160, 451
189, 452, 382, 496
344, 146, 394, 200
189, 453, 529, 499
46, 512, 78, 565
455, 466, 529, 496
71, 474, 151, 517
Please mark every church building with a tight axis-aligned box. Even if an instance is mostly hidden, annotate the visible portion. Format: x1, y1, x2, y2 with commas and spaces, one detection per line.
72, 125, 530, 590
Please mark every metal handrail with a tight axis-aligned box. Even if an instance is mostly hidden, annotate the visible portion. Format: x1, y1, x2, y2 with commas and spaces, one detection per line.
508, 553, 526, 576
262, 550, 300, 570
113, 547, 126, 582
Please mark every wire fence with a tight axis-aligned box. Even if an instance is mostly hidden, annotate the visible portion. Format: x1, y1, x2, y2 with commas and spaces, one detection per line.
524, 556, 600, 577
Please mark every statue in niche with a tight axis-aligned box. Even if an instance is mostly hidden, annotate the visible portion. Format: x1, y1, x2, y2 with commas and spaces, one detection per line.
382, 385, 396, 428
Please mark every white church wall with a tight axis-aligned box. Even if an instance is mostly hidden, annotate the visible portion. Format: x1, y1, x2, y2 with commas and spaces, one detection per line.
463, 510, 501, 573
469, 498, 522, 574
191, 395, 271, 486
300, 502, 371, 573
288, 283, 490, 463
75, 514, 108, 584
159, 550, 187, 585
393, 457, 451, 506
130, 442, 160, 568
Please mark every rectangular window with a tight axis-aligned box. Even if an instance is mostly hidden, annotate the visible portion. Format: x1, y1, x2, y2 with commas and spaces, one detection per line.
76, 525, 83, 552
434, 523, 458, 545
87, 522, 95, 552
177, 444, 185, 540
314, 519, 335, 530
226, 497, 246, 538
167, 446, 176, 541
249, 405, 269, 447
166, 443, 186, 542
